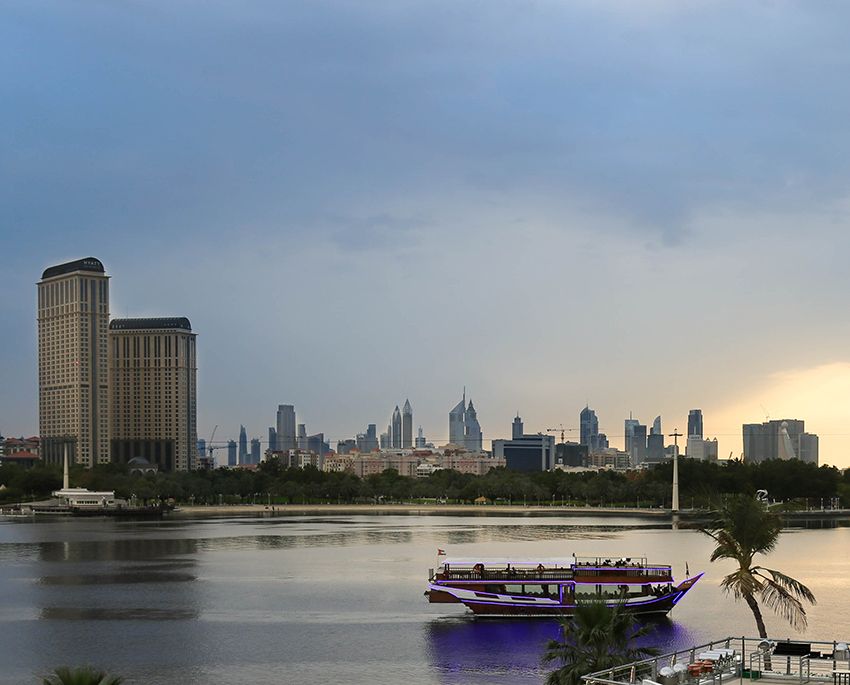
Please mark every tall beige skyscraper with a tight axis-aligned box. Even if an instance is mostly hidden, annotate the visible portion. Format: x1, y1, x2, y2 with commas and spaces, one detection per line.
108, 317, 197, 471
38, 257, 110, 467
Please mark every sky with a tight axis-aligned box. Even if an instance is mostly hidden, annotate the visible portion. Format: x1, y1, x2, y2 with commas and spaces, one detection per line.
2, 1, 850, 467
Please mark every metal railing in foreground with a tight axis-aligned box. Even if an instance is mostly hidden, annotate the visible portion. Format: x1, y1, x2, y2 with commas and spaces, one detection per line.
581, 637, 850, 685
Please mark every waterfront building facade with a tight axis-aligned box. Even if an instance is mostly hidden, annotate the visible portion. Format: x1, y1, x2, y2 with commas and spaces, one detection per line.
108, 317, 198, 471
38, 258, 111, 467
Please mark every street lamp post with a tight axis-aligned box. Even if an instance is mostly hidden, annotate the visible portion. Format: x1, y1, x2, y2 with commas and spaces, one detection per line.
668, 429, 682, 513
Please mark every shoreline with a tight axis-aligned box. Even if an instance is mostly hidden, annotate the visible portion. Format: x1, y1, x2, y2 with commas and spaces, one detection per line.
168, 504, 850, 520
170, 503, 682, 517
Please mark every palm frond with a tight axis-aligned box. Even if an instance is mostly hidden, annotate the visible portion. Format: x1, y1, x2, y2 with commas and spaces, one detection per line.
754, 567, 817, 605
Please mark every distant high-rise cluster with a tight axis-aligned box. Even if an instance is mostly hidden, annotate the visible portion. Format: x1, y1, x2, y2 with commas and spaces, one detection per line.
743, 419, 818, 464
37, 258, 197, 471
448, 390, 483, 452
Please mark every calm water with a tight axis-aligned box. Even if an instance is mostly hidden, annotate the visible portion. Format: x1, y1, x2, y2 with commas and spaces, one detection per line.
0, 513, 847, 684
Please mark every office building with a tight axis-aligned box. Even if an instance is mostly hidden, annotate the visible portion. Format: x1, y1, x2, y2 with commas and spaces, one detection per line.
268, 427, 277, 452
580, 406, 600, 451
108, 317, 198, 471
688, 409, 703, 439
624, 415, 639, 455
512, 414, 523, 440
391, 406, 402, 449
197, 438, 206, 463
464, 400, 483, 452
337, 439, 356, 455
798, 433, 819, 465
415, 426, 426, 449
355, 423, 378, 453
686, 435, 717, 461
449, 393, 466, 446
249, 438, 261, 464
651, 416, 662, 436
276, 405, 296, 451
743, 419, 809, 463
646, 432, 665, 462
492, 414, 555, 471
297, 423, 308, 450
555, 442, 588, 468
402, 399, 413, 448
227, 440, 237, 466
631, 423, 647, 465
239, 425, 248, 463
38, 257, 111, 467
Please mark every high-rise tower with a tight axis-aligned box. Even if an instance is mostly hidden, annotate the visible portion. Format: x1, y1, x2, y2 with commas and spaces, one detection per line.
449, 392, 466, 446
402, 399, 413, 448
580, 406, 599, 451
239, 425, 248, 463
688, 409, 703, 439
108, 317, 197, 471
276, 405, 296, 451
38, 258, 110, 467
464, 399, 483, 452
391, 406, 402, 449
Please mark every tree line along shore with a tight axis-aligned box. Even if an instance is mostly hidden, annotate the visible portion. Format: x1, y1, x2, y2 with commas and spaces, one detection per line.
1, 456, 847, 510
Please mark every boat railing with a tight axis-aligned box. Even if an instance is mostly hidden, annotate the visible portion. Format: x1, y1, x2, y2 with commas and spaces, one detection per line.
581, 637, 850, 685
438, 567, 574, 582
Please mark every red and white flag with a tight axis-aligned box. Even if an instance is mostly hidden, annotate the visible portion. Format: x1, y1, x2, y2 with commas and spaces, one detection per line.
437, 548, 446, 556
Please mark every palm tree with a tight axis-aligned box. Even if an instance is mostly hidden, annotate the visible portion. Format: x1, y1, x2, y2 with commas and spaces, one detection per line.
701, 494, 816, 638
542, 600, 658, 685
42, 666, 124, 685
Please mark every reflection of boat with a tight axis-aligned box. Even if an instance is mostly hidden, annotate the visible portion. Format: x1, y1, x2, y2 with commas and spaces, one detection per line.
425, 556, 702, 617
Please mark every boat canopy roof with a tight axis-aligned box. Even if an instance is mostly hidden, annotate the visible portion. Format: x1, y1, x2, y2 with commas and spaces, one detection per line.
440, 558, 575, 567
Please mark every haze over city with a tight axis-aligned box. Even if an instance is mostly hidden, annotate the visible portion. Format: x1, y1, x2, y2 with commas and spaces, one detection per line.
3, 1, 850, 466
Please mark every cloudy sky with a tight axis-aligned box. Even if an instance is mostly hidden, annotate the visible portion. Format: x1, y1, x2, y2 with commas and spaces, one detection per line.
3, 1, 850, 467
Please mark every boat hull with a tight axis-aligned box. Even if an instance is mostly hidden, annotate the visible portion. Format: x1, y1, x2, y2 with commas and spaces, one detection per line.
427, 573, 702, 618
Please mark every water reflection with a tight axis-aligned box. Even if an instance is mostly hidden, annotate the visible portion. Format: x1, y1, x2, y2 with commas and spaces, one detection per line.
424, 616, 698, 684
38, 536, 200, 563
41, 607, 198, 620
40, 571, 196, 585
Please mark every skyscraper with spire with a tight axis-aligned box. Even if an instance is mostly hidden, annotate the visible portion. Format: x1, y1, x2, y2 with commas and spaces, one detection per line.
402, 400, 413, 448
449, 391, 467, 446
391, 406, 402, 449
464, 399, 483, 452
238, 425, 248, 464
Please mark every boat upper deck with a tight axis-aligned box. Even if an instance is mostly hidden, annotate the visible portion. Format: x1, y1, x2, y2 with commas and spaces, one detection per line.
434, 556, 674, 584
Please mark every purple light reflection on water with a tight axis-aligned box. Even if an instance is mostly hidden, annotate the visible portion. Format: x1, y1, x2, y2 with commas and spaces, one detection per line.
425, 617, 700, 684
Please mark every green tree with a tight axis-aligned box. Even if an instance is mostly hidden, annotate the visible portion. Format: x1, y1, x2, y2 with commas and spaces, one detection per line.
43, 666, 123, 685
542, 600, 658, 685
701, 494, 816, 637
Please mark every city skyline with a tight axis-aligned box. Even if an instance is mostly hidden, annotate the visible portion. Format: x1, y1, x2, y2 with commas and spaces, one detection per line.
3, 3, 850, 467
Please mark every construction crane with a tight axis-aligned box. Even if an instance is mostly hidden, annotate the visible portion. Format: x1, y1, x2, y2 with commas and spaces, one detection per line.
200, 424, 228, 469
546, 425, 577, 443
